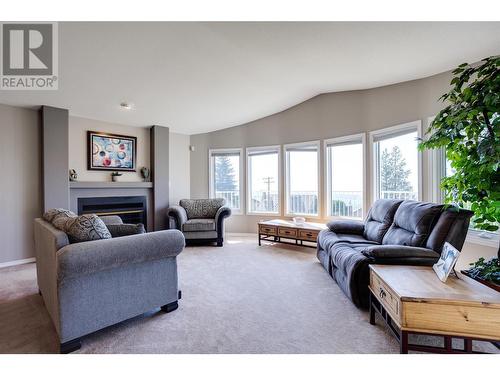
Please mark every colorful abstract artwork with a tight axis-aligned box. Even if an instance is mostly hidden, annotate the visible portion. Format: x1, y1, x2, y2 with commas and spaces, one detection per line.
88, 131, 136, 171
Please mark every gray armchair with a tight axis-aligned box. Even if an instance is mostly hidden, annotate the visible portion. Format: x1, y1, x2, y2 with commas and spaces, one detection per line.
34, 215, 185, 353
167, 198, 231, 246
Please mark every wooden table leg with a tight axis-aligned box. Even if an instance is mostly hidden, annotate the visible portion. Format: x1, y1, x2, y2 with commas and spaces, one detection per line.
400, 331, 409, 354
258, 234, 261, 246
464, 338, 473, 353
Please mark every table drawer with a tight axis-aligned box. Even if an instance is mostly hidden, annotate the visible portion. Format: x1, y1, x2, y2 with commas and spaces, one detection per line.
278, 227, 297, 237
371, 272, 400, 321
298, 229, 318, 241
259, 225, 277, 235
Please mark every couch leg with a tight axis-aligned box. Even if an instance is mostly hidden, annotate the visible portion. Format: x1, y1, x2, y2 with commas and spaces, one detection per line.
60, 338, 81, 354
216, 239, 223, 247
161, 300, 179, 313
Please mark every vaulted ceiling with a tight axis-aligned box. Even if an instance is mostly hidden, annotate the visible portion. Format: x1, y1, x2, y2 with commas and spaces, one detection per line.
1, 22, 499, 134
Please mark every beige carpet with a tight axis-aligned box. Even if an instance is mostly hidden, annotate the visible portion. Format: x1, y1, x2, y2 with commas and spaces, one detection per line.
0, 236, 498, 354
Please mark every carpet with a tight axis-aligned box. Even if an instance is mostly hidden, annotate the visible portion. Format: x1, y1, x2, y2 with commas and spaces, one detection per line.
0, 236, 497, 354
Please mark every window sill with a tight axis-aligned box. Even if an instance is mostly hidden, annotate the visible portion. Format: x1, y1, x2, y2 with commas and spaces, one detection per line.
246, 211, 281, 216
466, 230, 500, 248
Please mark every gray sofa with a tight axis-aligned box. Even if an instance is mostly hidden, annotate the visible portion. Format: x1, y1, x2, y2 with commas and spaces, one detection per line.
317, 199, 473, 308
167, 198, 231, 246
34, 215, 185, 353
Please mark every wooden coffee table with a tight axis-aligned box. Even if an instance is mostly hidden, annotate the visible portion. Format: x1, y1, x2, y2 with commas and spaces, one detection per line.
369, 265, 500, 354
258, 219, 326, 248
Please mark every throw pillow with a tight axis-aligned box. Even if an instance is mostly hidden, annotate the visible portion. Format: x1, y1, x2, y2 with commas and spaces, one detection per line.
43, 208, 78, 231
106, 223, 146, 238
65, 214, 112, 243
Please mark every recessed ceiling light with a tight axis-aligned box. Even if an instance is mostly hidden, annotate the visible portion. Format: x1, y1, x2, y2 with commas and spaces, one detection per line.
120, 102, 132, 110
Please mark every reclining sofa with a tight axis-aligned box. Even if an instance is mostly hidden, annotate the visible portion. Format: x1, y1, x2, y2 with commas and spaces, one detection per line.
317, 199, 473, 308
34, 214, 185, 353
167, 198, 231, 246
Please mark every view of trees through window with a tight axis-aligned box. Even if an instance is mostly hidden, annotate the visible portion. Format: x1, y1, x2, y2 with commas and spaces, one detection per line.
212, 153, 240, 209
376, 131, 418, 200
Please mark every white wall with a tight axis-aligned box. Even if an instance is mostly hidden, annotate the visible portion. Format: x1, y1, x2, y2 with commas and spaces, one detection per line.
68, 116, 150, 182
169, 132, 191, 205
0, 104, 42, 264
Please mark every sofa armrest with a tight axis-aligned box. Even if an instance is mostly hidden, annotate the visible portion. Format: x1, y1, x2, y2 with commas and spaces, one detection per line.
327, 219, 364, 235
166, 205, 188, 230
57, 229, 185, 282
215, 206, 231, 231
362, 245, 440, 260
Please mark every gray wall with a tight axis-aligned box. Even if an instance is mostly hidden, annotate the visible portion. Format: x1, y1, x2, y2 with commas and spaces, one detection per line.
0, 104, 42, 264
190, 70, 452, 233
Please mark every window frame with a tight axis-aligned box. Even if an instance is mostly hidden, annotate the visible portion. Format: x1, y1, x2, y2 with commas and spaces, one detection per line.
245, 145, 282, 216
283, 140, 321, 218
369, 120, 423, 205
208, 147, 244, 215
324, 133, 366, 221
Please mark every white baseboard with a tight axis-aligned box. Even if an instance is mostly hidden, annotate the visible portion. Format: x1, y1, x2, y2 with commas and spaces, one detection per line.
0, 257, 36, 269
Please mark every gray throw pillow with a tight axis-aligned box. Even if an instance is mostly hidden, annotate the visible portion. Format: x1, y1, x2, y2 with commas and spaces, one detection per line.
106, 223, 145, 238
65, 214, 112, 243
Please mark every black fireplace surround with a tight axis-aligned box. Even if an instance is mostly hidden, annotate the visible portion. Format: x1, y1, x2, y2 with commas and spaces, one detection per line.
78, 196, 147, 228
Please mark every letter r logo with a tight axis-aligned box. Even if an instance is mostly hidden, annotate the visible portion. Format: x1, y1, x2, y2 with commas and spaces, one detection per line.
2, 24, 53, 75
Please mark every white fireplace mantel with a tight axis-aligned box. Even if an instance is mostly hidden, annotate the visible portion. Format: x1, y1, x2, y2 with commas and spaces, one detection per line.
70, 181, 153, 189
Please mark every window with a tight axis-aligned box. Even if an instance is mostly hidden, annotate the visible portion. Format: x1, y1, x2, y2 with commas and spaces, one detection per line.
371, 121, 421, 202
247, 146, 280, 215
325, 134, 365, 219
209, 149, 243, 213
284, 141, 320, 216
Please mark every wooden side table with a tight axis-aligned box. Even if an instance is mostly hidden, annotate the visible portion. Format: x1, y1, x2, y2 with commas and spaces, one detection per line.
258, 219, 326, 248
368, 265, 500, 354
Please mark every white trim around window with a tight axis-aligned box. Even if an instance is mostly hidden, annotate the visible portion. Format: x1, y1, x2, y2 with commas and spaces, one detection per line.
324, 133, 366, 221
283, 140, 321, 217
369, 120, 423, 204
246, 145, 281, 216
208, 148, 244, 215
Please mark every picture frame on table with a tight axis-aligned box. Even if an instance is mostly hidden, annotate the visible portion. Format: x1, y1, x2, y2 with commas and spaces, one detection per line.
433, 242, 460, 282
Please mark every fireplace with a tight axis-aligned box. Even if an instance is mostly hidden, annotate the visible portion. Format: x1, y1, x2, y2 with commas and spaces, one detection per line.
77, 196, 147, 227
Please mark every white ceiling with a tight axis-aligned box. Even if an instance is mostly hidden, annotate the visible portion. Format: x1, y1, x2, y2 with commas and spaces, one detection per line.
1, 22, 500, 134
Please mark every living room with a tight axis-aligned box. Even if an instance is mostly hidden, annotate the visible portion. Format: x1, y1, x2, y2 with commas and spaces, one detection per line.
1, 1, 499, 373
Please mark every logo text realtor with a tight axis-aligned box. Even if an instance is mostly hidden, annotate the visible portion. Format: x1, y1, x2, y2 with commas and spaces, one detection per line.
1, 22, 58, 90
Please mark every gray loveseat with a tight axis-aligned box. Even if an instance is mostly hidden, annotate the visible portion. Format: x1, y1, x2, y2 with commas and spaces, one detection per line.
317, 199, 473, 308
34, 215, 185, 353
167, 198, 231, 246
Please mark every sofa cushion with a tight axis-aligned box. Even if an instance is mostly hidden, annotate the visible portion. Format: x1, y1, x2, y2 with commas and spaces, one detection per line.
183, 218, 216, 232
64, 214, 112, 243
363, 199, 403, 243
382, 201, 443, 247
180, 198, 225, 219
318, 229, 378, 251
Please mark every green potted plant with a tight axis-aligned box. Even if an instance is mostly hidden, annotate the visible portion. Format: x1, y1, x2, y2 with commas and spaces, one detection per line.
419, 56, 499, 233
464, 257, 500, 292
418, 56, 499, 287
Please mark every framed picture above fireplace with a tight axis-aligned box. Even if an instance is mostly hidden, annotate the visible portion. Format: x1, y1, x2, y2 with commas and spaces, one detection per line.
88, 131, 137, 171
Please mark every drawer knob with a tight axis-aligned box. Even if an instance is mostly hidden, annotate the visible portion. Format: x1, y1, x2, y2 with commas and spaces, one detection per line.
306, 233, 312, 237
379, 288, 386, 299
